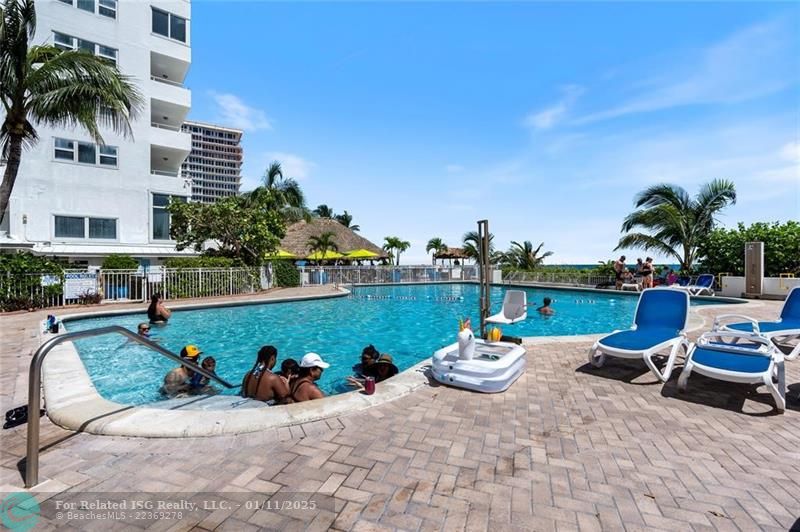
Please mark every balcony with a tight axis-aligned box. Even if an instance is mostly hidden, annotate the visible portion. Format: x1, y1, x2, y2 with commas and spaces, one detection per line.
150, 77, 190, 110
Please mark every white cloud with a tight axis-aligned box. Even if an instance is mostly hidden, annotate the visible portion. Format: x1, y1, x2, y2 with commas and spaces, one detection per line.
780, 140, 800, 163
209, 91, 272, 131
264, 152, 316, 180
574, 17, 798, 124
524, 85, 584, 130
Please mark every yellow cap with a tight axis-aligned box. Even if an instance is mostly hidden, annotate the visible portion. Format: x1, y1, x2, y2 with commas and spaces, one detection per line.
181, 345, 201, 358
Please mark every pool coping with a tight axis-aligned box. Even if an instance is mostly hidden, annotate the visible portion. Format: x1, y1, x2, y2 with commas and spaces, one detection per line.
41, 285, 748, 438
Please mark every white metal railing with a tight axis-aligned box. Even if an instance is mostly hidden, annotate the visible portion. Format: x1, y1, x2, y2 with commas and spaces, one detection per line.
150, 75, 186, 88
151, 169, 180, 177
503, 270, 615, 288
1, 267, 265, 311
151, 121, 183, 132
299, 265, 479, 286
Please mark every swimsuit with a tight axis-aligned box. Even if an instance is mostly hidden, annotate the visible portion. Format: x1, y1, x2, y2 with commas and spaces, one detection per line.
242, 364, 268, 399
289, 379, 313, 402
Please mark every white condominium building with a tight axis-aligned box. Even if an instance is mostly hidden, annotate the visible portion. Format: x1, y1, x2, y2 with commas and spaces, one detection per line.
1, 0, 195, 265
181, 121, 242, 204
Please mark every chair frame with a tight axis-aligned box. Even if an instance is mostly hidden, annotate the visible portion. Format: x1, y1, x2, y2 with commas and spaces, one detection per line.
486, 290, 528, 325
588, 288, 690, 382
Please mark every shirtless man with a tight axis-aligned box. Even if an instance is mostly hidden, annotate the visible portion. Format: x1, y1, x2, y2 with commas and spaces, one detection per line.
241, 345, 289, 403
162, 345, 201, 397
287, 353, 329, 403
614, 255, 626, 290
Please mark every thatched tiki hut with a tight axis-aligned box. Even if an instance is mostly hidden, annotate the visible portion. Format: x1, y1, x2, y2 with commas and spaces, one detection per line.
280, 219, 387, 262
434, 247, 469, 266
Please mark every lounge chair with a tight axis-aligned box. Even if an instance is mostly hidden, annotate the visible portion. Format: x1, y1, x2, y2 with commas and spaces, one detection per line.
678, 330, 785, 413
486, 290, 527, 325
712, 285, 800, 360
588, 288, 690, 382
678, 273, 715, 296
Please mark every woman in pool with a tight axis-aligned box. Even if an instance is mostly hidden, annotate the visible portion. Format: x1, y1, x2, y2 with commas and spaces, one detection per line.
241, 345, 289, 403
147, 293, 172, 325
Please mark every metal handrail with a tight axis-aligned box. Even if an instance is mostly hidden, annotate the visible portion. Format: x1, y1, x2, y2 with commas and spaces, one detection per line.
26, 325, 235, 488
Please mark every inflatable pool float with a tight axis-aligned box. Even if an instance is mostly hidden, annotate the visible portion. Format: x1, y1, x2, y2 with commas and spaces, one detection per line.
431, 339, 526, 393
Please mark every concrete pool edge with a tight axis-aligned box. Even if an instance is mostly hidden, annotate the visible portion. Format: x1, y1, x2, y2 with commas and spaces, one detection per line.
41, 285, 749, 438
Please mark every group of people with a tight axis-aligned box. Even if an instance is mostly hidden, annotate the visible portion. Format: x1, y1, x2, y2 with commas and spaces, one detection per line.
613, 256, 682, 290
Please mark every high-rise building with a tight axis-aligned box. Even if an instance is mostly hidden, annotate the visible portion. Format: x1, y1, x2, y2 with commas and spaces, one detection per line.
1, 0, 195, 265
181, 121, 242, 204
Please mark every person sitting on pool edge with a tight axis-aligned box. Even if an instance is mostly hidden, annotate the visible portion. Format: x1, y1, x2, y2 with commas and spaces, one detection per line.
241, 345, 289, 403
147, 293, 171, 325
537, 297, 555, 315
161, 345, 202, 397
287, 353, 329, 403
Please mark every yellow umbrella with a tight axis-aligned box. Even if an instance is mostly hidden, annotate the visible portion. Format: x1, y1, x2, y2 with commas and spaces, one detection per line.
306, 250, 344, 260
344, 249, 380, 259
264, 249, 297, 259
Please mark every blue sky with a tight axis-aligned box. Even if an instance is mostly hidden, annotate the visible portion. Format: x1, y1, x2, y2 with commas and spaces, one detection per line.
186, 2, 800, 264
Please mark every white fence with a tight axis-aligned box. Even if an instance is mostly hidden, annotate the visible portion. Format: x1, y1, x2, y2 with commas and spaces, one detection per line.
1, 267, 265, 311
300, 265, 479, 286
503, 270, 616, 288
718, 275, 799, 298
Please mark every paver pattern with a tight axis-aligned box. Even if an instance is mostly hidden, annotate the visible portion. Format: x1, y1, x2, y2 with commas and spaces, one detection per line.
1, 291, 798, 531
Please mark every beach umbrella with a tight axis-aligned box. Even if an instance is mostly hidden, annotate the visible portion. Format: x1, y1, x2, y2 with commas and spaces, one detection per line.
344, 249, 380, 259
306, 250, 344, 260
264, 249, 297, 259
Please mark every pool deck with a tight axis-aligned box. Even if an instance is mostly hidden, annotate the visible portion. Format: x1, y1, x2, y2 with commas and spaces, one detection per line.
1, 287, 799, 530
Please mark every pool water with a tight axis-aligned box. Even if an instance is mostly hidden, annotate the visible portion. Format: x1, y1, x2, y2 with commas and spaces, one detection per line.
65, 284, 723, 406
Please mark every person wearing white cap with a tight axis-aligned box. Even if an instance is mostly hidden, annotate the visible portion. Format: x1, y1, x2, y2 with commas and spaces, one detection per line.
287, 353, 330, 403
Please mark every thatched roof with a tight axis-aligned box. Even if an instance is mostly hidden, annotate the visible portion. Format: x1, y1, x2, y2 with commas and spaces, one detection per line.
435, 246, 468, 259
280, 218, 387, 258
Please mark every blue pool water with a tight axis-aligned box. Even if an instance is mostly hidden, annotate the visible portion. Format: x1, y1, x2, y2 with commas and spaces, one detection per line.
65, 284, 727, 406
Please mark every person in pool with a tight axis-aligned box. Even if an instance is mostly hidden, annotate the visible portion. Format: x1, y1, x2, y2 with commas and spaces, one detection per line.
147, 293, 171, 325
189, 356, 217, 391
287, 353, 329, 403
348, 353, 399, 390
537, 297, 555, 315
241, 345, 289, 403
161, 345, 201, 397
276, 358, 300, 387
353, 345, 379, 376
137, 322, 151, 337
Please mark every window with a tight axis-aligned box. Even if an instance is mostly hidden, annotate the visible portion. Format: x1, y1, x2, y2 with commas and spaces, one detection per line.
52, 32, 117, 65
89, 218, 116, 239
54, 137, 118, 167
54, 32, 73, 50
77, 0, 94, 12
54, 138, 75, 160
152, 194, 184, 240
55, 216, 85, 238
77, 142, 96, 164
98, 0, 116, 18
99, 146, 117, 166
152, 8, 187, 43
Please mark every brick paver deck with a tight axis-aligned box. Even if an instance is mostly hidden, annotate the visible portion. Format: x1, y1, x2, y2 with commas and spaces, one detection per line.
1, 291, 798, 531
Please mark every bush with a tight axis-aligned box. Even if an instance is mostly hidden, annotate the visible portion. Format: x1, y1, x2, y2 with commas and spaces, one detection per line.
101, 254, 138, 270
0, 252, 66, 311
698, 221, 800, 276
163, 256, 238, 269
272, 260, 300, 287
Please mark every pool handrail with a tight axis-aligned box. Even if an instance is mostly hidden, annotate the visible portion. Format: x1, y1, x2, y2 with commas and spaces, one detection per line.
25, 325, 235, 488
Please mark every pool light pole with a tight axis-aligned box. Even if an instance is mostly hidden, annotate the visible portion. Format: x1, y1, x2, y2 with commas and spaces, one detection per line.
477, 219, 491, 339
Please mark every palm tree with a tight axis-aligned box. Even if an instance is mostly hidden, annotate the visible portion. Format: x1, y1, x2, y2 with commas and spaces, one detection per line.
425, 237, 447, 265
335, 210, 360, 231
462, 231, 495, 264
0, 0, 143, 223
307, 231, 339, 263
244, 161, 308, 222
383, 236, 411, 266
314, 204, 334, 218
499, 241, 553, 270
616, 179, 737, 272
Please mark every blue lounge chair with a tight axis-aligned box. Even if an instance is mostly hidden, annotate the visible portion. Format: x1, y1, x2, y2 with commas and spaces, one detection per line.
680, 273, 715, 296
588, 288, 690, 382
678, 330, 785, 413
712, 285, 800, 361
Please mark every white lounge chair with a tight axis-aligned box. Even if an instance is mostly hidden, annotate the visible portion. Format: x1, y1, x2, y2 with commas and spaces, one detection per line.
588, 288, 690, 382
486, 290, 527, 325
677, 273, 715, 296
678, 330, 785, 413
712, 285, 800, 360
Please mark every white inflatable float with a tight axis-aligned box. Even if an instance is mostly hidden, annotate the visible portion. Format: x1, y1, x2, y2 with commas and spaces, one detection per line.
431, 337, 527, 393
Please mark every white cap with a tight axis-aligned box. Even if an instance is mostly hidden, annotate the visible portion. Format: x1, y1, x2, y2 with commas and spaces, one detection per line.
300, 352, 330, 369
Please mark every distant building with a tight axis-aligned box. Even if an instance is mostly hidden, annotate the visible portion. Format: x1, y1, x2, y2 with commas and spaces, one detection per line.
181, 121, 242, 203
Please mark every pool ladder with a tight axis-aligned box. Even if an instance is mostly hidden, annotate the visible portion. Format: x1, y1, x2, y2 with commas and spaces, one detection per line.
24, 325, 236, 488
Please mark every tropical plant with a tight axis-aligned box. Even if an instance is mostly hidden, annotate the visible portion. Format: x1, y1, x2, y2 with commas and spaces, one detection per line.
272, 260, 300, 287
383, 236, 411, 266
462, 231, 496, 264
313, 204, 334, 218
163, 257, 238, 268
335, 210, 360, 231
243, 161, 309, 222
168, 193, 286, 267
0, 0, 143, 223
101, 254, 138, 270
307, 231, 339, 258
497, 241, 553, 270
425, 237, 448, 265
616, 179, 737, 272
697, 221, 800, 276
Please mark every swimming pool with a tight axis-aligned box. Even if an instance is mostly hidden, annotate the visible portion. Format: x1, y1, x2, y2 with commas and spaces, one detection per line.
64, 284, 729, 406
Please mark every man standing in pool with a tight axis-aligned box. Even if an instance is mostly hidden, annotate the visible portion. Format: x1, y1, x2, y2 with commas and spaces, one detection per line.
537, 297, 555, 315
287, 353, 329, 403
161, 345, 202, 397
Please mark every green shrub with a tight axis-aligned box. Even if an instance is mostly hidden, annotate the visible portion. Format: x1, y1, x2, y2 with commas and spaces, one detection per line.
0, 252, 66, 311
163, 256, 238, 269
272, 260, 300, 287
698, 221, 800, 276
101, 254, 138, 270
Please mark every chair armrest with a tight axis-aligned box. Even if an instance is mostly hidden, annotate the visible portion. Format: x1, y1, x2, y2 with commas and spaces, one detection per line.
711, 314, 760, 334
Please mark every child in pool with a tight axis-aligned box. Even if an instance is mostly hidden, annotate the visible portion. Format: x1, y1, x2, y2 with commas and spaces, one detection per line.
190, 356, 217, 390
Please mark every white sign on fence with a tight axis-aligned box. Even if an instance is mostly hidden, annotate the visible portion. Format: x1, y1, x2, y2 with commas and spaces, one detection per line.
64, 272, 98, 299
40, 275, 60, 287
147, 266, 165, 283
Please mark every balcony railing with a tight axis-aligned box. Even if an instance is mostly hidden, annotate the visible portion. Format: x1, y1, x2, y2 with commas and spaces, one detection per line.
150, 75, 186, 88
151, 169, 181, 177
151, 121, 182, 132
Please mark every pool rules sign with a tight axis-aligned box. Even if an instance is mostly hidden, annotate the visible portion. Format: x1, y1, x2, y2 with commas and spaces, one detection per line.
64, 272, 98, 299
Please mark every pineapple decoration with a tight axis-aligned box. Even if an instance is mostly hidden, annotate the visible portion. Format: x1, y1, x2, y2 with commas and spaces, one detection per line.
488, 327, 503, 342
